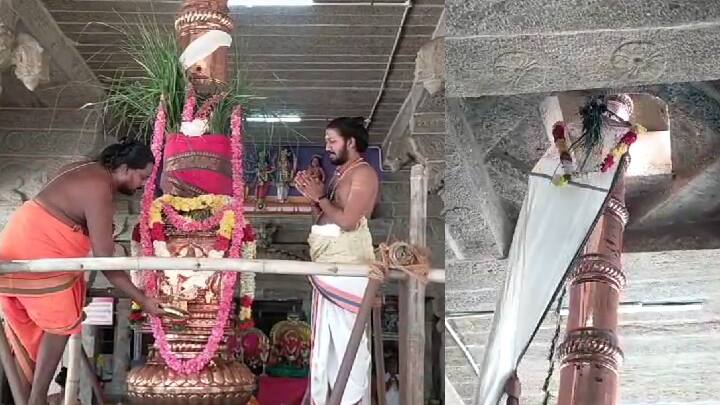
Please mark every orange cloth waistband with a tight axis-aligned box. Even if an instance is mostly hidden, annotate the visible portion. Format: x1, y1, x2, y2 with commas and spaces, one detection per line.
0, 200, 91, 296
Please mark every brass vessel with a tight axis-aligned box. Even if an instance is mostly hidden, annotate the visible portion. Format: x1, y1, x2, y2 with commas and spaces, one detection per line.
127, 229, 256, 404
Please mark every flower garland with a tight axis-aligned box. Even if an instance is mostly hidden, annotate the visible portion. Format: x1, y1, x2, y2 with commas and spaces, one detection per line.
551, 121, 576, 186
148, 194, 236, 257
231, 107, 256, 331
600, 124, 645, 172
139, 100, 255, 374
551, 121, 646, 185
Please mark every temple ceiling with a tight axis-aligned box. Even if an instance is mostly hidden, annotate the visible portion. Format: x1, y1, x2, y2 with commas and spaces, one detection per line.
0, 0, 444, 145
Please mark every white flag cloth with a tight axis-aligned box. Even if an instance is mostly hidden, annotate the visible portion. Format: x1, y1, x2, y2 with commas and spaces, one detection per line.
474, 147, 624, 405
179, 30, 232, 70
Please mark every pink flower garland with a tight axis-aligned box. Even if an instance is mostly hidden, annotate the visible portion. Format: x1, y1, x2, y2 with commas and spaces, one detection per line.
139, 99, 167, 255
181, 84, 197, 122
229, 106, 247, 255
137, 96, 249, 375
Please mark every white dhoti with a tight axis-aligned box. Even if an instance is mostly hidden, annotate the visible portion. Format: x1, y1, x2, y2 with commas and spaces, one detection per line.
308, 218, 375, 405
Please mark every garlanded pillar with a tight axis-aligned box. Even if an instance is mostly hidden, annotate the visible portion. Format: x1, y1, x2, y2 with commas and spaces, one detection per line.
557, 160, 629, 405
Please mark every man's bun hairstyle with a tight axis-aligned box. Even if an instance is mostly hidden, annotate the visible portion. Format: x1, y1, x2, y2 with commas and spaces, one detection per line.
326, 116, 369, 152
98, 140, 154, 170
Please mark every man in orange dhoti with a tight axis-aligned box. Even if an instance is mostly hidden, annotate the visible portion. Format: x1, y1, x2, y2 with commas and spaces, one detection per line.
0, 142, 163, 405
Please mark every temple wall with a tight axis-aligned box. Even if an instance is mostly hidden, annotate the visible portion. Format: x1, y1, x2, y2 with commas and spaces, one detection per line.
0, 107, 104, 229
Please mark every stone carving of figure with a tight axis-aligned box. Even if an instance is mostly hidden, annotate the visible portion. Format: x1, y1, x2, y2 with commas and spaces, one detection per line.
306, 155, 325, 185
13, 33, 48, 91
414, 37, 444, 95
275, 148, 295, 203
0, 24, 14, 70
255, 149, 275, 209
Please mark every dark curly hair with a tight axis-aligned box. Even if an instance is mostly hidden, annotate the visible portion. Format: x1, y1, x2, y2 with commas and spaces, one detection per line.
326, 116, 369, 152
98, 141, 154, 170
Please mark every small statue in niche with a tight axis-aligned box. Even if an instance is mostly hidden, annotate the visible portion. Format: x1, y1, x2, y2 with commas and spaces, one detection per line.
254, 149, 275, 210
274, 148, 295, 203
306, 155, 325, 185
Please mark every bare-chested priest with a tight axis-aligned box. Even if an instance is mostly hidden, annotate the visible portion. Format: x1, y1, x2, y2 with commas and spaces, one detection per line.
0, 141, 163, 404
295, 117, 379, 405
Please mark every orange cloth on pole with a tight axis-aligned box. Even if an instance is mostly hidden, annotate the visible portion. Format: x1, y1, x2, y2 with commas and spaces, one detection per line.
0, 200, 90, 382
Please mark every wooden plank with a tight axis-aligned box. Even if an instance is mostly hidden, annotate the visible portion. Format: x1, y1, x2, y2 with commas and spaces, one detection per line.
49, 11, 441, 26
74, 51, 416, 64
43, 0, 442, 16
71, 32, 431, 50
90, 66, 415, 82
9, 0, 104, 102
64, 23, 435, 37
74, 41, 427, 58
399, 164, 428, 404
85, 60, 415, 71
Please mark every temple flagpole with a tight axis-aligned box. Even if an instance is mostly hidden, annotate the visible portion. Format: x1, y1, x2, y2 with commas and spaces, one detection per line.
557, 158, 629, 405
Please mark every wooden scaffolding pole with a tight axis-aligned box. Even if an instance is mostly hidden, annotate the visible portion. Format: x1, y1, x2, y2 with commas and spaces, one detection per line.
400, 164, 428, 404
0, 323, 28, 405
64, 334, 82, 405
327, 278, 383, 405
0, 257, 444, 283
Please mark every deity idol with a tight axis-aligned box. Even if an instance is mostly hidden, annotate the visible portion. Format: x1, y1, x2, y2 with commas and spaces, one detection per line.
254, 149, 274, 209
275, 148, 295, 203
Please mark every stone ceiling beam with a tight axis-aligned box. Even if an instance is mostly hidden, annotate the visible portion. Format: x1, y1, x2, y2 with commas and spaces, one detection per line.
446, 1, 720, 97
447, 97, 513, 258
7, 0, 104, 106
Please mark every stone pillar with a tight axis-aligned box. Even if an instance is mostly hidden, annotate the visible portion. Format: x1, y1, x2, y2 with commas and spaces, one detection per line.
557, 172, 629, 405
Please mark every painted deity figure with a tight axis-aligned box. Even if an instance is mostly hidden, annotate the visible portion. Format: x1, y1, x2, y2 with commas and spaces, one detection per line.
275, 148, 295, 203
306, 155, 325, 185
255, 149, 275, 209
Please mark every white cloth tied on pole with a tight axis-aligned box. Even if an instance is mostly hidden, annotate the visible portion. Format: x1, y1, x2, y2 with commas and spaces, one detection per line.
179, 30, 232, 70
474, 146, 623, 405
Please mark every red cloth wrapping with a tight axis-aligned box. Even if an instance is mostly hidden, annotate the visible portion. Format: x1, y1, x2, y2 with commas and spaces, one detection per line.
257, 376, 308, 405
160, 133, 233, 196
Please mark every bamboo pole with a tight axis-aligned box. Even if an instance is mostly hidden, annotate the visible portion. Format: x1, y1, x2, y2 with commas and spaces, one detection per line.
64, 334, 81, 405
80, 346, 105, 405
0, 324, 28, 405
400, 164, 427, 405
372, 307, 387, 405
326, 278, 383, 405
0, 257, 445, 283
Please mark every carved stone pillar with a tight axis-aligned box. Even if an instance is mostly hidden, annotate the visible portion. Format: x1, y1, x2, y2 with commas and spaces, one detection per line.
557, 171, 629, 405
